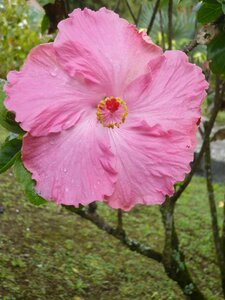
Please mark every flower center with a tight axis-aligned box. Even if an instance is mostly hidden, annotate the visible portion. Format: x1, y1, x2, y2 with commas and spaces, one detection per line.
96, 96, 128, 128
105, 98, 120, 113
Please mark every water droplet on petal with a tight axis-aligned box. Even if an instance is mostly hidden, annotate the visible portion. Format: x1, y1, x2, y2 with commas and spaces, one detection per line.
63, 168, 68, 173
50, 67, 58, 77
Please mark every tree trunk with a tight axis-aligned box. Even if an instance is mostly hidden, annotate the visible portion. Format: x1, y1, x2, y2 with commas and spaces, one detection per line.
161, 200, 206, 299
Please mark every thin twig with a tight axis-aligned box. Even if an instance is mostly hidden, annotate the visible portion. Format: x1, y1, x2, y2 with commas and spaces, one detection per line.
159, 9, 165, 51
170, 78, 225, 203
183, 39, 198, 54
63, 0, 70, 15
65, 206, 162, 262
136, 1, 143, 26
125, 0, 137, 25
147, 0, 161, 35
198, 125, 204, 138
167, 0, 173, 50
113, 0, 120, 12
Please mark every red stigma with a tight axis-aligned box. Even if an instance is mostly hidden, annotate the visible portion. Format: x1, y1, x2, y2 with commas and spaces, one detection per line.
106, 98, 120, 113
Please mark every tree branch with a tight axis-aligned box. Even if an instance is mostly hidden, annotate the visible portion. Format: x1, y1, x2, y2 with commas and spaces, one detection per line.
88, 202, 97, 214
183, 39, 198, 54
160, 199, 206, 299
65, 206, 162, 263
159, 9, 165, 51
113, 0, 120, 12
63, 0, 70, 15
204, 127, 223, 259
204, 124, 225, 296
116, 209, 125, 235
183, 23, 218, 54
125, 0, 137, 25
136, 1, 143, 26
223, 193, 225, 255
167, 0, 173, 50
147, 0, 161, 35
170, 78, 225, 203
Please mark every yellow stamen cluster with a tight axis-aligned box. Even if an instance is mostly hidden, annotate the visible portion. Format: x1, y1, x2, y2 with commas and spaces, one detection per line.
96, 96, 128, 129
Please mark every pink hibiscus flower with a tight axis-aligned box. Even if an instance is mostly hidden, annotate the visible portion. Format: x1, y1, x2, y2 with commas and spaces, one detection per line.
4, 8, 208, 211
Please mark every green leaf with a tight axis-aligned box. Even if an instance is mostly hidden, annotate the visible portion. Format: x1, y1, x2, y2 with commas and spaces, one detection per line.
222, 4, 225, 14
217, 0, 225, 13
14, 157, 46, 206
41, 14, 50, 33
0, 108, 25, 134
197, 0, 223, 24
0, 80, 25, 134
207, 33, 225, 74
0, 138, 22, 173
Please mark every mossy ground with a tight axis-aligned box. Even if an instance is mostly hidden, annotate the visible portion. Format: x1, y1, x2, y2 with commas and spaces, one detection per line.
0, 128, 224, 300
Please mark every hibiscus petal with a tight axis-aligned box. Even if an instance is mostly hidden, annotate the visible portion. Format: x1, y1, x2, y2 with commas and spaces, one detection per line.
124, 51, 208, 132
54, 8, 162, 95
4, 43, 102, 136
106, 119, 195, 211
22, 120, 117, 206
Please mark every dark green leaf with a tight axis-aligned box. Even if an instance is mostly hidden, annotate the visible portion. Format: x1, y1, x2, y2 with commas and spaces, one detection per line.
0, 108, 25, 134
41, 14, 50, 34
207, 33, 225, 74
222, 4, 225, 13
0, 81, 25, 134
197, 1, 223, 24
14, 157, 46, 206
0, 138, 22, 173
217, 0, 225, 13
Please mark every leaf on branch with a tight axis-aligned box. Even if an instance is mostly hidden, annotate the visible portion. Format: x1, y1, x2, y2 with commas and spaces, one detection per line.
14, 157, 46, 206
211, 127, 225, 141
207, 32, 225, 74
197, 0, 223, 24
0, 138, 22, 173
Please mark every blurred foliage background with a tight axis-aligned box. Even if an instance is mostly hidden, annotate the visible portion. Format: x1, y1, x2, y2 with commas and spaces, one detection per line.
0, 0, 46, 78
